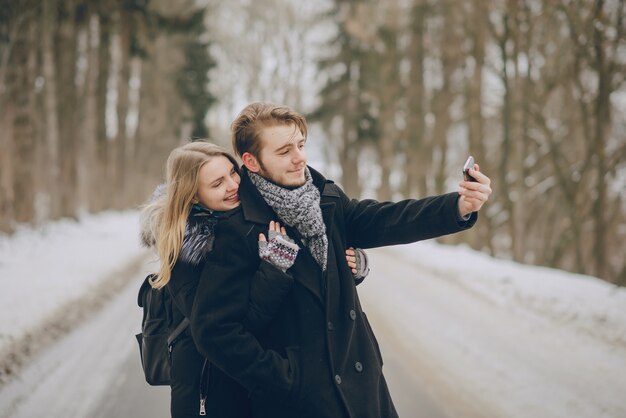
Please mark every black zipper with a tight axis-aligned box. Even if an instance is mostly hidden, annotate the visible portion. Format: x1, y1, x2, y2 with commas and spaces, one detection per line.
199, 359, 210, 416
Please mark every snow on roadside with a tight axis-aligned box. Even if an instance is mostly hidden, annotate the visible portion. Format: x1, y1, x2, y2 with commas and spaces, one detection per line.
0, 211, 149, 353
2, 210, 624, 367
2, 210, 624, 354
395, 241, 626, 346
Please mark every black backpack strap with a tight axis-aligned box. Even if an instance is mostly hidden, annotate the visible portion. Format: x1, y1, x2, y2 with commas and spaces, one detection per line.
137, 274, 156, 308
167, 317, 190, 347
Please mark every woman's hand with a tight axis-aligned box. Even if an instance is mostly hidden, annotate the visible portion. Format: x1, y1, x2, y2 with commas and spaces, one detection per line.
345, 247, 369, 279
259, 221, 299, 272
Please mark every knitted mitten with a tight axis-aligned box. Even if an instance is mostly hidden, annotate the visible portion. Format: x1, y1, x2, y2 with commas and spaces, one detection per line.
259, 229, 300, 272
353, 248, 370, 280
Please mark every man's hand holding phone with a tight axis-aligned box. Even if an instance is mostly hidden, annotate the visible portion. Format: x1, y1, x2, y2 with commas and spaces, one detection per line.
458, 156, 492, 218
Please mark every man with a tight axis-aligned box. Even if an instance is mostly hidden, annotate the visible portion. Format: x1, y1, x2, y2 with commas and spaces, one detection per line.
190, 102, 492, 418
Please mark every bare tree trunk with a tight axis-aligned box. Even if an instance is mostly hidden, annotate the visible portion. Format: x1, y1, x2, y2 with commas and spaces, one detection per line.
376, 0, 401, 202
0, 3, 20, 231
73, 4, 91, 212
91, 9, 112, 212
81, 13, 100, 212
0, 4, 30, 115
590, 0, 610, 279
340, 63, 362, 198
0, 99, 15, 232
377, 120, 395, 202
431, 88, 452, 195
56, 0, 79, 218
113, 14, 131, 209
617, 259, 626, 287
533, 109, 586, 275
123, 56, 143, 205
495, 11, 519, 260
12, 18, 37, 223
464, 0, 494, 254
135, 33, 185, 198
405, 0, 427, 198
340, 124, 361, 198
42, 0, 62, 219
509, 1, 528, 263
135, 60, 161, 198
558, 0, 621, 281
432, 1, 461, 196
515, 1, 534, 264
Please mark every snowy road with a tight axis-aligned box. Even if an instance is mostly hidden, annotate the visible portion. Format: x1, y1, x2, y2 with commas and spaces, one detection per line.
0, 271, 169, 418
1, 247, 625, 417
360, 248, 626, 418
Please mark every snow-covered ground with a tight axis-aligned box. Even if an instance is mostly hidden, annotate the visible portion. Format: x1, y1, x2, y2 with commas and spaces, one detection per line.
0, 211, 153, 386
394, 242, 626, 348
0, 212, 151, 371
360, 247, 626, 418
1, 212, 625, 417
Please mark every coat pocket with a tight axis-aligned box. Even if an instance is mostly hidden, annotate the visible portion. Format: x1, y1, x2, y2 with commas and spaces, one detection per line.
137, 330, 171, 385
169, 336, 204, 386
285, 346, 302, 403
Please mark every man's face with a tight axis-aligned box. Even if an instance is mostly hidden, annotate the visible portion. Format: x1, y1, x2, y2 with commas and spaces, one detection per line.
254, 124, 307, 188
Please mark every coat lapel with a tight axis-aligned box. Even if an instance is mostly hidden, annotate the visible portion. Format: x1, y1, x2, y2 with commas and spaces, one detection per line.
320, 202, 336, 234
238, 168, 325, 306
238, 169, 276, 226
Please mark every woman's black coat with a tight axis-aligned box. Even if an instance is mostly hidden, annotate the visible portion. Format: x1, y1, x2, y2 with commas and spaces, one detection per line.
189, 167, 477, 418
163, 209, 295, 418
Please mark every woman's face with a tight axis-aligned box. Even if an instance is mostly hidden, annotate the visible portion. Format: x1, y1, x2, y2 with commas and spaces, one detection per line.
196, 156, 241, 212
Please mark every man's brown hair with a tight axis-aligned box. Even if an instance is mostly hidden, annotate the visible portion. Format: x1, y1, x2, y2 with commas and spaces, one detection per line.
231, 102, 308, 158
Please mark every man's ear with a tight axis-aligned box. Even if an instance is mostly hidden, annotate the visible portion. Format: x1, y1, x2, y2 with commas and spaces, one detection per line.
242, 152, 261, 173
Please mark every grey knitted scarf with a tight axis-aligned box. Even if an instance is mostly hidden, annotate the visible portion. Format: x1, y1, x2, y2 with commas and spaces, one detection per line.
249, 168, 328, 271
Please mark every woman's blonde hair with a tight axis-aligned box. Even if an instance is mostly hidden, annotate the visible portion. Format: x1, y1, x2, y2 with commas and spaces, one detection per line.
142, 141, 239, 289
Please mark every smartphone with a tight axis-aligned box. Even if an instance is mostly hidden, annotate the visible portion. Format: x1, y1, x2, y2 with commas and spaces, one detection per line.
463, 156, 478, 182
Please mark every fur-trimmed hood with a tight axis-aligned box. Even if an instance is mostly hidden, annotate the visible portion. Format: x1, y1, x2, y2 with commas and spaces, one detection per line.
140, 184, 218, 265
139, 184, 166, 249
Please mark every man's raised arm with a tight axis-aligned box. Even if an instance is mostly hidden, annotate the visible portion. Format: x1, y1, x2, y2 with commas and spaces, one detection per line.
338, 187, 477, 249
336, 164, 491, 249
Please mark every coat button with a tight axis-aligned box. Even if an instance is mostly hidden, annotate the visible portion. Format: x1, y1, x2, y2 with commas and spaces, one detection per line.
327, 321, 334, 331
334, 375, 342, 384
349, 309, 356, 320
354, 362, 363, 372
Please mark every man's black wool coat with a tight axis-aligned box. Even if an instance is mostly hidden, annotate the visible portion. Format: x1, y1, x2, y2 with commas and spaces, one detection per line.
190, 166, 477, 418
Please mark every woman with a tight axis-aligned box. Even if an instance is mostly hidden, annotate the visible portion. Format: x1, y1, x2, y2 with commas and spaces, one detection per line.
141, 141, 368, 417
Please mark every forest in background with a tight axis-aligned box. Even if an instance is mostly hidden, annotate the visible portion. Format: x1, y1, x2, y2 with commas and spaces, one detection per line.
1, 0, 625, 285
0, 0, 212, 227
